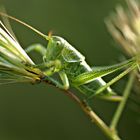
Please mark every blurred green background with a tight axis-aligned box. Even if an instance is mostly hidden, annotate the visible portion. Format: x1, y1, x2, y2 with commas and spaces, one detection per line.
0, 0, 140, 140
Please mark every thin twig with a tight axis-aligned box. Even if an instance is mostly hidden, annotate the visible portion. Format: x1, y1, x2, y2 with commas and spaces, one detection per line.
43, 79, 121, 140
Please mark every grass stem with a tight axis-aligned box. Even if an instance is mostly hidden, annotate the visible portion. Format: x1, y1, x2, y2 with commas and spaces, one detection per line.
110, 72, 135, 130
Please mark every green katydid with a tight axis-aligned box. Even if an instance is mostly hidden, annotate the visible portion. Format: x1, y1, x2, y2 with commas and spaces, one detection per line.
0, 13, 138, 101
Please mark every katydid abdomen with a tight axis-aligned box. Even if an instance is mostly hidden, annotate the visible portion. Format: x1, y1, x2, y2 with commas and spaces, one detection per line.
65, 60, 112, 97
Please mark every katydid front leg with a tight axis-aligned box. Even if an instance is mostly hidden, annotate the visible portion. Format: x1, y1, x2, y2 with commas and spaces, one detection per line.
43, 60, 61, 75
43, 74, 69, 90
43, 71, 69, 90
59, 71, 69, 90
36, 59, 70, 90
44, 62, 69, 90
25, 44, 46, 56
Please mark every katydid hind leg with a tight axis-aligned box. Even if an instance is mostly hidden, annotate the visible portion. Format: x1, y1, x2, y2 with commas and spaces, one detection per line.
88, 63, 137, 99
95, 64, 137, 95
72, 58, 135, 86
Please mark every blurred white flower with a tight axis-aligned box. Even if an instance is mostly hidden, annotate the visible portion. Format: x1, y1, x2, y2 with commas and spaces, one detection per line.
106, 0, 140, 57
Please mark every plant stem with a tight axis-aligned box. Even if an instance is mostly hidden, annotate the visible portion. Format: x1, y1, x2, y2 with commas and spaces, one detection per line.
110, 72, 135, 130
43, 79, 121, 140
79, 100, 121, 140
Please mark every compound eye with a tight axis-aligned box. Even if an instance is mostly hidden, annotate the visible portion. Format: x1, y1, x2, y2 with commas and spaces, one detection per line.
56, 41, 61, 46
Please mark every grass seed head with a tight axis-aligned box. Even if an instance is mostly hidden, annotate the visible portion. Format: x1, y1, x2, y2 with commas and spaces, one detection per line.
0, 21, 44, 84
106, 0, 140, 57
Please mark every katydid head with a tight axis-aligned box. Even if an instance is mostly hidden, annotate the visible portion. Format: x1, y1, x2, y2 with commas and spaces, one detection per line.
45, 35, 85, 63
45, 36, 66, 61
